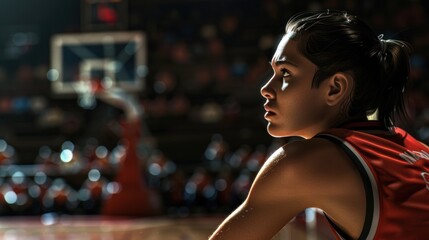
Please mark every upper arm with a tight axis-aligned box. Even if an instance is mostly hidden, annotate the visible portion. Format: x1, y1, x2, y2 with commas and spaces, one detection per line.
210, 138, 365, 240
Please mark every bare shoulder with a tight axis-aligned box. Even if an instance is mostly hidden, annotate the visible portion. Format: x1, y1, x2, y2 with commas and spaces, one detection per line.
248, 137, 364, 211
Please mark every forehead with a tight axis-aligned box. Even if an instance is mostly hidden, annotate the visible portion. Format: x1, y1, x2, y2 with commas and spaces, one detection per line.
272, 32, 301, 64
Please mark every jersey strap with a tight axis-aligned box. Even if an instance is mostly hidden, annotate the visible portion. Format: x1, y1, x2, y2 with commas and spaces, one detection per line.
316, 134, 380, 240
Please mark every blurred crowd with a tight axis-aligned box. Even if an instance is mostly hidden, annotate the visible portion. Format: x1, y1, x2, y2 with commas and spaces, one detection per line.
0, 134, 285, 216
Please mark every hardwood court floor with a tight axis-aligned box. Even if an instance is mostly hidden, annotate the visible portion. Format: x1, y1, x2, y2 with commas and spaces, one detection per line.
0, 215, 335, 240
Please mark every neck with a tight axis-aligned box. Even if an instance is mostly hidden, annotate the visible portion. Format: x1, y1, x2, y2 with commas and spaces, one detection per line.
334, 116, 369, 128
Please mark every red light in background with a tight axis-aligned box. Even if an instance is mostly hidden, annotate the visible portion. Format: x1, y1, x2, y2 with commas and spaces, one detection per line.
97, 4, 117, 24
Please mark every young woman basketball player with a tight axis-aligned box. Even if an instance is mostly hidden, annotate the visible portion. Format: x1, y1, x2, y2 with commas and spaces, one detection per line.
210, 10, 429, 240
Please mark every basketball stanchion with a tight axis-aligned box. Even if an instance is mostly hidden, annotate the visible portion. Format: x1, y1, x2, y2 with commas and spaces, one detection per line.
96, 87, 162, 217
101, 119, 162, 216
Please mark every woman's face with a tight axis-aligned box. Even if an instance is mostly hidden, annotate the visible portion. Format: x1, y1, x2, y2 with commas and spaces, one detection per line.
260, 33, 330, 139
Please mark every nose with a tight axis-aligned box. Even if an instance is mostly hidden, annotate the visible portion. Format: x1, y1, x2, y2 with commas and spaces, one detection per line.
260, 78, 274, 99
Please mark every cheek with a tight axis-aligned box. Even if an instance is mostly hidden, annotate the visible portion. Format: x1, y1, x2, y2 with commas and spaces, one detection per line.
279, 90, 325, 121
281, 81, 289, 91
278, 92, 304, 115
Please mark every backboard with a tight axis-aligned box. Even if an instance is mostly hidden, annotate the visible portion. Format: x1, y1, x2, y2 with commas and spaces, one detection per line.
50, 31, 146, 96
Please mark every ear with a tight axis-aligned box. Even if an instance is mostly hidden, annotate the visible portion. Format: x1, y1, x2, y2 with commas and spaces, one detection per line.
325, 72, 353, 106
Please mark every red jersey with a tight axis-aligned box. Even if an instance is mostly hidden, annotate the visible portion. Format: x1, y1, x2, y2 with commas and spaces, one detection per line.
316, 121, 429, 240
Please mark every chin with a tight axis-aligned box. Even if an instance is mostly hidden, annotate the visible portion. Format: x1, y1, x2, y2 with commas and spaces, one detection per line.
267, 125, 291, 138
267, 125, 307, 139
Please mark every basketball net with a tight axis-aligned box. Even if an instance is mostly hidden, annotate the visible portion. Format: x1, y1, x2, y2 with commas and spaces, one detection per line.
73, 79, 105, 109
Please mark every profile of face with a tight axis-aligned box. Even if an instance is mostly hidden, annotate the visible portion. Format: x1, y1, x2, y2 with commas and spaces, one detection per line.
260, 33, 331, 139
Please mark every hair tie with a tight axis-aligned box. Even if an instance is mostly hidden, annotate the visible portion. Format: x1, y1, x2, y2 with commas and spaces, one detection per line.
378, 34, 387, 57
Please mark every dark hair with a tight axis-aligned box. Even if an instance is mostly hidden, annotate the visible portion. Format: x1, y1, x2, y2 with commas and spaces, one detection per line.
285, 10, 411, 127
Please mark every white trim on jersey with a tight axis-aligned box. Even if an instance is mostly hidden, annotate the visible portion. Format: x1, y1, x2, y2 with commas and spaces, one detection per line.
319, 134, 380, 240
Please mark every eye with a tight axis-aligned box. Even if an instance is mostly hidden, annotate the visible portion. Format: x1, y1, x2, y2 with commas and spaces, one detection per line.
280, 68, 290, 78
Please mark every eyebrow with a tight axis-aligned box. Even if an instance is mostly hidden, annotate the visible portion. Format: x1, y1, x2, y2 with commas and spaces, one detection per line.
269, 58, 298, 68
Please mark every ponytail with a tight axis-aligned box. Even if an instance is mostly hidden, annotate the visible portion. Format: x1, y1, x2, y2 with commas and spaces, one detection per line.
377, 36, 412, 127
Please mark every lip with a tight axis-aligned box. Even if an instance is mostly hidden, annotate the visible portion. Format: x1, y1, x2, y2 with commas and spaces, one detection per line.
264, 111, 275, 120
263, 104, 276, 120
264, 103, 273, 112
